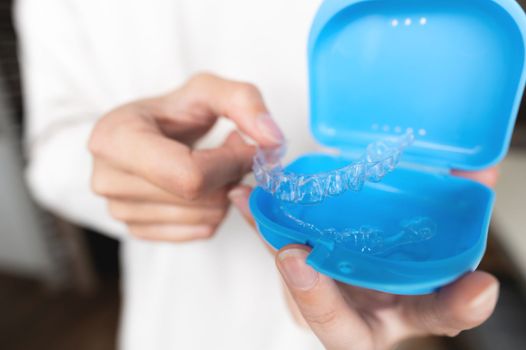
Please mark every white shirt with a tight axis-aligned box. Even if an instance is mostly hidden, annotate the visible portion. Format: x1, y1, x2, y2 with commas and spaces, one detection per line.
16, 0, 323, 349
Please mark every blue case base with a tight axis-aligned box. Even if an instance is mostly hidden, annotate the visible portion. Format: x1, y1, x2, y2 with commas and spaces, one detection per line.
250, 154, 495, 295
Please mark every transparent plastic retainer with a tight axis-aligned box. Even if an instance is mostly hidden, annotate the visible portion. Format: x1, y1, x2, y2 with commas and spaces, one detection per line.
253, 131, 415, 204
281, 206, 437, 256
254, 131, 437, 254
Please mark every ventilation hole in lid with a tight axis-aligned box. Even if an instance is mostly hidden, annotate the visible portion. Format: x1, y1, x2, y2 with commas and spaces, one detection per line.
339, 262, 354, 274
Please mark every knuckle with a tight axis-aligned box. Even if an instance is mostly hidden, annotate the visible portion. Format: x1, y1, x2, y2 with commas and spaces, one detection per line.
91, 174, 110, 196
107, 202, 129, 221
232, 82, 261, 104
410, 300, 461, 337
303, 309, 339, 328
186, 72, 216, 89
197, 209, 226, 226
198, 226, 216, 239
444, 329, 461, 337
205, 189, 229, 207
128, 225, 147, 239
88, 122, 106, 157
88, 106, 135, 158
218, 189, 231, 206
192, 210, 209, 224
211, 209, 228, 224
179, 166, 206, 200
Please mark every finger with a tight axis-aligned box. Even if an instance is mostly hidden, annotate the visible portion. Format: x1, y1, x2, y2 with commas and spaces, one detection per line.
128, 223, 216, 242
91, 117, 254, 199
192, 131, 256, 194
338, 283, 398, 310
169, 73, 285, 146
402, 271, 499, 337
108, 200, 227, 225
276, 245, 372, 350
228, 185, 256, 229
230, 185, 277, 255
92, 160, 229, 206
282, 281, 310, 328
452, 167, 499, 188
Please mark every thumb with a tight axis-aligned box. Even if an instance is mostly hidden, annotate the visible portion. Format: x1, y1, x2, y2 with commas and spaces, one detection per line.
192, 131, 255, 193
276, 245, 372, 350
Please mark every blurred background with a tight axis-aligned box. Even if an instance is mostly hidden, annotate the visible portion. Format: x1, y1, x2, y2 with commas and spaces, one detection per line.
1, 0, 525, 349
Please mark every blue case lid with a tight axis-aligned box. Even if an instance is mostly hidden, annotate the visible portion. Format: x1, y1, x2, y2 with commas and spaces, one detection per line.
308, 0, 526, 170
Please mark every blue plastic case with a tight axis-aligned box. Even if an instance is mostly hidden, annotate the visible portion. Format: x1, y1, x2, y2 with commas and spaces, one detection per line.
250, 0, 526, 294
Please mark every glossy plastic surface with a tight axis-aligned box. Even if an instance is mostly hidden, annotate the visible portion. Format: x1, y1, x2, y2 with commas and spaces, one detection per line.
250, 154, 494, 294
250, 0, 526, 295
254, 131, 413, 203
309, 0, 526, 170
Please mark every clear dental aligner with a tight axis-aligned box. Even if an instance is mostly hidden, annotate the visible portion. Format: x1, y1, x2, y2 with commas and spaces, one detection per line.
254, 131, 415, 204
281, 206, 436, 255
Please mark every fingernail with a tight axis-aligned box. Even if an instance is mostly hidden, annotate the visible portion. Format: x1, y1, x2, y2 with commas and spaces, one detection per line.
256, 114, 285, 144
468, 282, 499, 321
278, 248, 318, 291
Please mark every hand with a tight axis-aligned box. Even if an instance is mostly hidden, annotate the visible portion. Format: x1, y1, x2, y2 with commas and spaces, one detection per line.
229, 168, 499, 350
89, 73, 283, 242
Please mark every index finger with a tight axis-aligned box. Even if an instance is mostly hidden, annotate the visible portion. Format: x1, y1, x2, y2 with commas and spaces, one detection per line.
164, 73, 285, 147
401, 271, 499, 338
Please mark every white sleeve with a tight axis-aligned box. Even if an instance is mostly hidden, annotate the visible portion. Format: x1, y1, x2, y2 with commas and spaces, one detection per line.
15, 0, 127, 239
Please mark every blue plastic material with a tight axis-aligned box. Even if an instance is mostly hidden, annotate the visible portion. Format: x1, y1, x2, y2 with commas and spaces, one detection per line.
309, 0, 526, 170
250, 0, 526, 295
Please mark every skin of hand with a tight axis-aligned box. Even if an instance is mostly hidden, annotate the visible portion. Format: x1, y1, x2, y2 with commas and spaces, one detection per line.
89, 73, 284, 242
229, 169, 500, 350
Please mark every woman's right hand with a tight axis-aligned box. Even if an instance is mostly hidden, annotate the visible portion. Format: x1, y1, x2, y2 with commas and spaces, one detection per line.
89, 73, 283, 242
